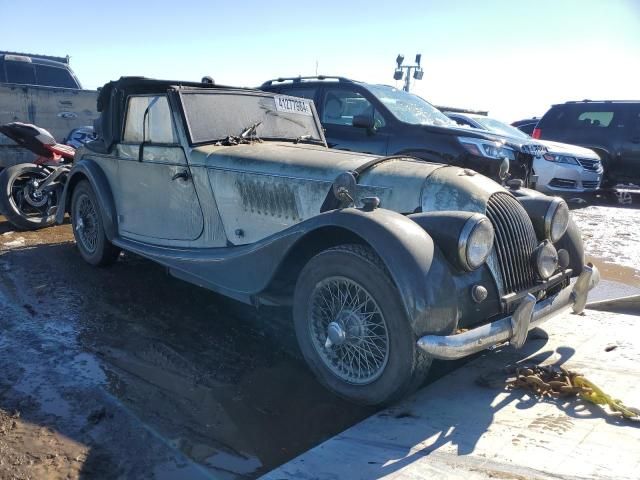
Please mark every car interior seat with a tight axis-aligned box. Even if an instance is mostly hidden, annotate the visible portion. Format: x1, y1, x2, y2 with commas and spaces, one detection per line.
323, 95, 344, 123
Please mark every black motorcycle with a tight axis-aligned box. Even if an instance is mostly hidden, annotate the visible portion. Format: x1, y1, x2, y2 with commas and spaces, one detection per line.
0, 123, 94, 230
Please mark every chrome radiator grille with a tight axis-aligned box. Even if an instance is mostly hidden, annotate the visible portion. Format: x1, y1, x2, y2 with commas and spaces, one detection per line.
486, 193, 538, 294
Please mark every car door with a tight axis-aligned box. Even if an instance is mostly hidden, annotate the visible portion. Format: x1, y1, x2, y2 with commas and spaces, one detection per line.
114, 94, 204, 243
319, 86, 389, 155
618, 105, 640, 183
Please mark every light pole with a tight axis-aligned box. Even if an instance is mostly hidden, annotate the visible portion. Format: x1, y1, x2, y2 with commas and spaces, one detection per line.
393, 54, 424, 92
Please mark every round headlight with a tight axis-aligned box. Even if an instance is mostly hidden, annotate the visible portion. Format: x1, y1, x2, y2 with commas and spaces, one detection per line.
458, 215, 495, 271
545, 198, 569, 242
534, 240, 559, 279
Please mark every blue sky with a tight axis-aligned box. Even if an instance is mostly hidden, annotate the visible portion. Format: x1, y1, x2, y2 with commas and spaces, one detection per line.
1, 0, 638, 121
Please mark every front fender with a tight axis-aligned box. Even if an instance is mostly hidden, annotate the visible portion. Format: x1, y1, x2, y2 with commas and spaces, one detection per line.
303, 208, 459, 336
555, 216, 584, 276
56, 159, 118, 240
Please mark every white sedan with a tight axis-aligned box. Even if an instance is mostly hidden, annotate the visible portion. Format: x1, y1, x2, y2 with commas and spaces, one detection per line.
446, 112, 603, 194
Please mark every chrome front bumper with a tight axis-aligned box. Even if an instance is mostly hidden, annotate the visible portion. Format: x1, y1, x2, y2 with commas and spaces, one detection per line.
417, 265, 600, 360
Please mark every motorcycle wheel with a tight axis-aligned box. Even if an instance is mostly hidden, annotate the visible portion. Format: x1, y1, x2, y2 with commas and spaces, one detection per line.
0, 164, 58, 231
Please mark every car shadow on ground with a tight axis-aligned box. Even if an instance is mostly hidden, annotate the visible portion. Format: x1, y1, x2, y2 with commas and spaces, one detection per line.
0, 240, 377, 478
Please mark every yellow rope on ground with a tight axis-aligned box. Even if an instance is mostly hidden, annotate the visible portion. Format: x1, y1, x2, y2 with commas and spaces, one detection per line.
573, 376, 640, 420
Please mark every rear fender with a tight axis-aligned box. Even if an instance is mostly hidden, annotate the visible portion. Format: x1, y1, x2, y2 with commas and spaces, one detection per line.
56, 159, 117, 240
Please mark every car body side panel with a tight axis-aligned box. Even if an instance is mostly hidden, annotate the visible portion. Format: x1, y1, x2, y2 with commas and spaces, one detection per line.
208, 168, 332, 244
194, 142, 444, 244
113, 144, 204, 242
111, 207, 460, 337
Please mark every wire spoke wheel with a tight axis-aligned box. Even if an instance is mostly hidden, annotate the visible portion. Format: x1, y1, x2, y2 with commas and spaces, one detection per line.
309, 276, 390, 385
74, 193, 99, 254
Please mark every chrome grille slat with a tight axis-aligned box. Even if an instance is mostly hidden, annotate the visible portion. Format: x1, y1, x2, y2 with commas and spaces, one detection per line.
492, 195, 526, 290
489, 201, 518, 289
486, 193, 538, 294
506, 195, 535, 290
494, 200, 521, 288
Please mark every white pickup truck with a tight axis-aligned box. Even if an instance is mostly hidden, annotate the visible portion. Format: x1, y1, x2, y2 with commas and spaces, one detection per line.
0, 51, 97, 168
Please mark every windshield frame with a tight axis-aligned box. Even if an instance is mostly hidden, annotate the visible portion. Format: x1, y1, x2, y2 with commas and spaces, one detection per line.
360, 83, 456, 127
175, 89, 327, 147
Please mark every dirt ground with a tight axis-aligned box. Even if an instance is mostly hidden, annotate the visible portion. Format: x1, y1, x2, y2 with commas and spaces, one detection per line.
0, 200, 638, 479
0, 218, 377, 479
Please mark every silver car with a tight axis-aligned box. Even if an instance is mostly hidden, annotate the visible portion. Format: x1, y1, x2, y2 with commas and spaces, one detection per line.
56, 78, 599, 405
446, 113, 603, 194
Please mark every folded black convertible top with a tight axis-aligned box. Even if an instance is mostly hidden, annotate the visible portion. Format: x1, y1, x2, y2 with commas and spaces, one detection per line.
89, 76, 248, 153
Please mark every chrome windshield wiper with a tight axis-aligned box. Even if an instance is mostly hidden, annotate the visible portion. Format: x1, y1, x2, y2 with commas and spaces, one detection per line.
215, 122, 263, 146
293, 135, 324, 145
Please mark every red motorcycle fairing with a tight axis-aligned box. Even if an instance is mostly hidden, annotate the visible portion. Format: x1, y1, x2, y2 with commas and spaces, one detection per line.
0, 122, 76, 161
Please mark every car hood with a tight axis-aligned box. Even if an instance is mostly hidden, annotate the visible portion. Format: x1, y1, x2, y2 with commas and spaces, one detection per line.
422, 124, 546, 156
538, 140, 600, 159
191, 142, 505, 215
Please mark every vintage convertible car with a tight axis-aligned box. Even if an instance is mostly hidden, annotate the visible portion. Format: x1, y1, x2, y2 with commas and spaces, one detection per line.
56, 77, 599, 405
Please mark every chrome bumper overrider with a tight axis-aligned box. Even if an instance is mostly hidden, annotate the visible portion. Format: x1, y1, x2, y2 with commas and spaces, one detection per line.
417, 265, 600, 360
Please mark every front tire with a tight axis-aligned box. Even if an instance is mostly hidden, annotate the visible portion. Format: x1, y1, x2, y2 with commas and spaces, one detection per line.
293, 244, 431, 405
0, 164, 57, 230
71, 180, 120, 266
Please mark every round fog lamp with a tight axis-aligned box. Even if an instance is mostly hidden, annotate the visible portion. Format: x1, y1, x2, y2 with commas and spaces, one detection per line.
534, 240, 559, 280
545, 198, 569, 242
458, 215, 495, 271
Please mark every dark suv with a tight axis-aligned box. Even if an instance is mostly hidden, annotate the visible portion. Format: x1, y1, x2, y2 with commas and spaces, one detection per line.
261, 76, 546, 184
533, 101, 640, 187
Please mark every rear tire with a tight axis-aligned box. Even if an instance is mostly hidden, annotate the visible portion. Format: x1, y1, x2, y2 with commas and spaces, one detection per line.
293, 244, 431, 406
71, 180, 120, 266
0, 164, 57, 230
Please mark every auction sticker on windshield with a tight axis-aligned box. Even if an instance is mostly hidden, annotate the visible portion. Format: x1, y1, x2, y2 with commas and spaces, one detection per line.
274, 95, 313, 116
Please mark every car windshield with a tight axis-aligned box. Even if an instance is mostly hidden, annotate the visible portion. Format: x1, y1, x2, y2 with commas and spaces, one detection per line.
472, 116, 530, 139
362, 84, 456, 127
180, 91, 324, 144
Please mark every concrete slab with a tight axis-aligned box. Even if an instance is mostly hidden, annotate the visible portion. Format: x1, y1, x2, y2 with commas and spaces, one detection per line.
588, 279, 640, 303
262, 308, 640, 480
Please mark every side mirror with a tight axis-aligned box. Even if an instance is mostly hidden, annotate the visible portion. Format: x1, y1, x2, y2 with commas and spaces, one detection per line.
352, 114, 375, 131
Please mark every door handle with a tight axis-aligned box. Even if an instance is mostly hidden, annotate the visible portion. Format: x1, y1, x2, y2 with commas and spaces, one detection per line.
172, 170, 191, 181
